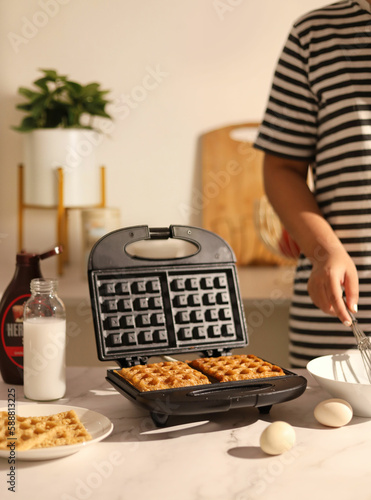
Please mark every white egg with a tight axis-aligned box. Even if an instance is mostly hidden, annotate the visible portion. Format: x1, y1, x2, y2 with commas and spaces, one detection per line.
259, 421, 296, 455
314, 398, 353, 427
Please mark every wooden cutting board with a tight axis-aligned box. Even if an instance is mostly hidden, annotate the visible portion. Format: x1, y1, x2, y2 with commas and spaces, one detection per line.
201, 123, 285, 266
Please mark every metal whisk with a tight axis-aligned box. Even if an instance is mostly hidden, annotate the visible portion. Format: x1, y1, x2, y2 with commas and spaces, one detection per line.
344, 302, 371, 383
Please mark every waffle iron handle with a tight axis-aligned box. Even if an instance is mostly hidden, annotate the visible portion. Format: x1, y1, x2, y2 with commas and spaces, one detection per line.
169, 225, 235, 263
88, 224, 236, 270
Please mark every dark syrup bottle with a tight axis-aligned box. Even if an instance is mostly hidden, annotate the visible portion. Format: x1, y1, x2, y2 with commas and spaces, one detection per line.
0, 247, 62, 385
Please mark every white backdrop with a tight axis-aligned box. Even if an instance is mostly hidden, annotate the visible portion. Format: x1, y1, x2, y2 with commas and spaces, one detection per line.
0, 0, 326, 278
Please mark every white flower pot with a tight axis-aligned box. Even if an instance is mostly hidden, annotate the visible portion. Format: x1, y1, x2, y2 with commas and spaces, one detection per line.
23, 129, 102, 207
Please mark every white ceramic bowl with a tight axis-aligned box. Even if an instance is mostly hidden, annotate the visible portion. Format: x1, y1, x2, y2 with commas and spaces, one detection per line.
307, 350, 371, 417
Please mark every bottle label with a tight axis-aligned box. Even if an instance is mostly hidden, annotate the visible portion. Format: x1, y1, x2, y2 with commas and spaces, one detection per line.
1, 294, 30, 369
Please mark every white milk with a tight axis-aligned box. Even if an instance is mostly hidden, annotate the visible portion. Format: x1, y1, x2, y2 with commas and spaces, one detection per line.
23, 317, 66, 401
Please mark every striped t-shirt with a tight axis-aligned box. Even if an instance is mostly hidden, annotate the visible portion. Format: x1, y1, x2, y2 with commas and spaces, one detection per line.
254, 0, 371, 367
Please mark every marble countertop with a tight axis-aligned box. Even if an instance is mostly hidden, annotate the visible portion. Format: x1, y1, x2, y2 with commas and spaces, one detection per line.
1, 366, 369, 500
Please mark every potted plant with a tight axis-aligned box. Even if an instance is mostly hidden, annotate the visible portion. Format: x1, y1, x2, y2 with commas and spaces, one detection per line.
13, 69, 112, 207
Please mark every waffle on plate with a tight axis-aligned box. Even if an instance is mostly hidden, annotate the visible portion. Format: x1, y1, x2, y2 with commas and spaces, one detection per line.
0, 409, 92, 451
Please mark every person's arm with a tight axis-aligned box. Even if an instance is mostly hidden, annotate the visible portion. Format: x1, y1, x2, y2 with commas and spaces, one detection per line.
263, 153, 358, 325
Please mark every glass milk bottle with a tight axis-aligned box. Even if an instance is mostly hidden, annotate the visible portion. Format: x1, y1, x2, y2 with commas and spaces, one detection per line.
23, 278, 66, 401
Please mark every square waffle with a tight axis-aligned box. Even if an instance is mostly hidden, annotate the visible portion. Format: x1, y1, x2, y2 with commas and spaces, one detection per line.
114, 360, 211, 392
188, 354, 285, 382
0, 410, 92, 451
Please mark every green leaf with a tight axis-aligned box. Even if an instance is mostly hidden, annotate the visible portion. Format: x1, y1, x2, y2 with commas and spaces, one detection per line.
17, 87, 41, 100
12, 116, 38, 132
97, 89, 111, 97
81, 83, 100, 96
39, 69, 59, 81
83, 102, 112, 118
16, 103, 33, 111
30, 95, 48, 119
66, 107, 79, 127
33, 77, 49, 91
65, 80, 83, 96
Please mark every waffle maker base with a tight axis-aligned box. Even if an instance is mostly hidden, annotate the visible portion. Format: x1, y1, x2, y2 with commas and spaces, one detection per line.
88, 225, 307, 427
106, 368, 306, 427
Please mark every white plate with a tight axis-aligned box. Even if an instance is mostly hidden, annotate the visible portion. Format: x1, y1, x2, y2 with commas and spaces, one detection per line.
0, 404, 113, 461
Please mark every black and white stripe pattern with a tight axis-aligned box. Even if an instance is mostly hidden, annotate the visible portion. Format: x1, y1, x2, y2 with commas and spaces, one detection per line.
254, 0, 371, 367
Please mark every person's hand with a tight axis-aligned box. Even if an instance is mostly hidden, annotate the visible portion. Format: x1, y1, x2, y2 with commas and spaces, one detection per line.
307, 247, 359, 325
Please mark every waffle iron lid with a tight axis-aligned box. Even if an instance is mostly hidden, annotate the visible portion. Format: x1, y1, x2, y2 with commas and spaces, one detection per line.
88, 225, 249, 366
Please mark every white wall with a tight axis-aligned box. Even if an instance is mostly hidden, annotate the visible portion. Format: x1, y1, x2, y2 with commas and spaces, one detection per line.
0, 0, 326, 277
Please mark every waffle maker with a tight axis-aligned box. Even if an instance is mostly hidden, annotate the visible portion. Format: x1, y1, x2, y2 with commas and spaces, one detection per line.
88, 225, 307, 426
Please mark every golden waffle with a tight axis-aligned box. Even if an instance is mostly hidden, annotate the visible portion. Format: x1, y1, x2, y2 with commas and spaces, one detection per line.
188, 354, 285, 382
0, 410, 92, 451
114, 360, 211, 392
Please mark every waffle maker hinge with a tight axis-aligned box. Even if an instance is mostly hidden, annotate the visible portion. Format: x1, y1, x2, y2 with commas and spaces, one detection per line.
148, 227, 171, 239
118, 356, 149, 368
201, 348, 232, 358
